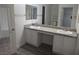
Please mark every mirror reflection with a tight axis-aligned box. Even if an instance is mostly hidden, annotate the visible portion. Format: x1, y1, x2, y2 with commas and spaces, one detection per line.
26, 5, 37, 20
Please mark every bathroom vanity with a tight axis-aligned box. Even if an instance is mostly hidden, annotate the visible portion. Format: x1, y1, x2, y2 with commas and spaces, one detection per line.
24, 25, 77, 55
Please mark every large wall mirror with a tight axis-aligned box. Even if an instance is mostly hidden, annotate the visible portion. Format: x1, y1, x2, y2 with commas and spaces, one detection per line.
26, 5, 37, 20
25, 4, 78, 31
40, 4, 78, 31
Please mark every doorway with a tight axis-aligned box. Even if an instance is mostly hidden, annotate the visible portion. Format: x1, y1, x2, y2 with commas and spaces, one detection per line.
0, 5, 16, 54
62, 8, 73, 27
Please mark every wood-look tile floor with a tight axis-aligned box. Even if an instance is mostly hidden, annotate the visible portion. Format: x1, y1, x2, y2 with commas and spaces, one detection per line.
14, 43, 58, 55
0, 38, 10, 55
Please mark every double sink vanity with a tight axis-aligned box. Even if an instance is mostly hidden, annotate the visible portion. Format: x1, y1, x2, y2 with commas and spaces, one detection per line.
24, 4, 79, 55
24, 24, 77, 55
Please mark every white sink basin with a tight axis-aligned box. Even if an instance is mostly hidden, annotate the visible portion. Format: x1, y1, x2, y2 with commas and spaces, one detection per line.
29, 26, 41, 29
57, 30, 73, 34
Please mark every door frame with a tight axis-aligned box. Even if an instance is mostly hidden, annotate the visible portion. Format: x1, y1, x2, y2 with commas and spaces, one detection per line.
7, 4, 17, 54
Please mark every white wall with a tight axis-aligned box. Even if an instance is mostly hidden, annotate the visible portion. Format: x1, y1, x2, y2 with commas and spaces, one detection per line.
14, 4, 41, 49
72, 5, 78, 29
75, 5, 79, 54
76, 5, 79, 33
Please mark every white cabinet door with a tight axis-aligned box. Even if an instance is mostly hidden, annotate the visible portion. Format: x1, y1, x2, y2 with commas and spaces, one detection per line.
25, 29, 32, 45
25, 29, 39, 47
31, 30, 39, 47
63, 37, 76, 55
53, 35, 64, 54
53, 34, 76, 55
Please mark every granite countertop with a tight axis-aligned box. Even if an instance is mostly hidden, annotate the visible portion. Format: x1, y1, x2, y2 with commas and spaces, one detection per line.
24, 25, 77, 38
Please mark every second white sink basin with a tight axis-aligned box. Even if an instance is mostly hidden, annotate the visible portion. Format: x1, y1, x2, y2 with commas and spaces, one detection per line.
57, 30, 73, 34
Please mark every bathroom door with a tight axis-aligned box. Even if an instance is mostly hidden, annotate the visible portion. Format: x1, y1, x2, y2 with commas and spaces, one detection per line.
62, 8, 73, 27
0, 5, 16, 54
